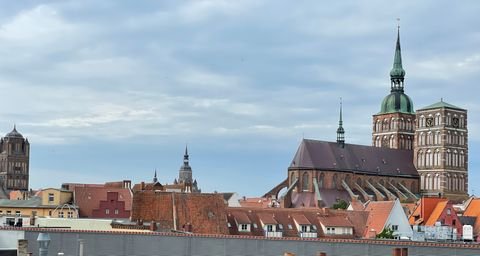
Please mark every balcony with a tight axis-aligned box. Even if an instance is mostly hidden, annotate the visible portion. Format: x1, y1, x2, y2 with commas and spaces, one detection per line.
299, 232, 317, 238
264, 231, 283, 238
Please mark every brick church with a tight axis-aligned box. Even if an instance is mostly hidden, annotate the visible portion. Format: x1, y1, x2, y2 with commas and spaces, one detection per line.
265, 28, 469, 206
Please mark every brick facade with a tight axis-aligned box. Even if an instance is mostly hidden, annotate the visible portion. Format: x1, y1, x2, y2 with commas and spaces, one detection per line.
91, 191, 131, 219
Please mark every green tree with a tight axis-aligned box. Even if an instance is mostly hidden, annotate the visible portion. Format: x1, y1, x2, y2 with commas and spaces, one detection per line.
376, 226, 395, 239
332, 200, 348, 210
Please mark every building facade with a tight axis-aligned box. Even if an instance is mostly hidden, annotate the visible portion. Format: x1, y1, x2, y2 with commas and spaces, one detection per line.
0, 126, 30, 192
414, 102, 468, 199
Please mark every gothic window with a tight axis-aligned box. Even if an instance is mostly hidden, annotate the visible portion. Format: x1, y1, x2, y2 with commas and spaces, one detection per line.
383, 119, 389, 131
420, 174, 425, 190
419, 132, 425, 146
419, 116, 425, 128
447, 131, 451, 144
426, 174, 433, 190
290, 172, 297, 185
400, 136, 405, 149
435, 132, 441, 145
453, 150, 458, 167
446, 174, 451, 190
460, 115, 465, 128
434, 173, 441, 190
302, 172, 309, 191
332, 174, 338, 189
407, 119, 412, 130
318, 173, 324, 189
376, 120, 381, 132
417, 151, 424, 167
453, 174, 458, 191
389, 135, 395, 148
399, 118, 405, 130
427, 132, 433, 145
426, 150, 433, 167
446, 150, 451, 167
460, 151, 465, 168
434, 149, 440, 166
391, 118, 396, 130
446, 114, 451, 126
435, 113, 441, 126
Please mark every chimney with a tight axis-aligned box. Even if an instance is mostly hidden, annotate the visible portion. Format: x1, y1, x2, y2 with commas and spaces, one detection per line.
149, 221, 157, 231
17, 239, 29, 256
141, 182, 145, 191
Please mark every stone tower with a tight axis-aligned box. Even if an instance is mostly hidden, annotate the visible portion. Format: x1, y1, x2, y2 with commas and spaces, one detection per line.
177, 146, 200, 193
372, 27, 415, 150
414, 101, 468, 200
0, 126, 30, 192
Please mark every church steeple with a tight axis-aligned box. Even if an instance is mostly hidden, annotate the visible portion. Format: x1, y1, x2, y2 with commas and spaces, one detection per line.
183, 145, 189, 166
336, 98, 345, 147
153, 169, 158, 183
390, 23, 406, 92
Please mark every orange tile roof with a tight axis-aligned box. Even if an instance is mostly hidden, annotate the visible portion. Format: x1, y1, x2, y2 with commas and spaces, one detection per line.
464, 198, 480, 217
292, 214, 311, 225
364, 201, 395, 236
408, 197, 448, 225
425, 201, 448, 226
349, 201, 365, 211
257, 212, 277, 224
231, 211, 251, 224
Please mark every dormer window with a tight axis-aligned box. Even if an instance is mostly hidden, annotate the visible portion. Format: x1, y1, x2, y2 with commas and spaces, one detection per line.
239, 224, 250, 232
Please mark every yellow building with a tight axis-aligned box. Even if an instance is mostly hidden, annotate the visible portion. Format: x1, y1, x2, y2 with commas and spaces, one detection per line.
0, 188, 78, 221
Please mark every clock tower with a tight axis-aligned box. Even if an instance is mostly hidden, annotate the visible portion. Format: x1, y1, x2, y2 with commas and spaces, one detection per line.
372, 27, 415, 150
414, 100, 468, 200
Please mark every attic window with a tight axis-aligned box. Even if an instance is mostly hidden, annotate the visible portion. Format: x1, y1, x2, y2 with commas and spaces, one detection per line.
278, 224, 283, 230
312, 225, 317, 230
253, 223, 258, 228
288, 224, 293, 230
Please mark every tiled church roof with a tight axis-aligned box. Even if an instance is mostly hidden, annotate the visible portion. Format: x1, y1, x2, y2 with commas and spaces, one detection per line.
289, 139, 418, 177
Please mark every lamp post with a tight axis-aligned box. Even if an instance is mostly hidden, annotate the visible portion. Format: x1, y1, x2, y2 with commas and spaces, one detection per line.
37, 233, 51, 256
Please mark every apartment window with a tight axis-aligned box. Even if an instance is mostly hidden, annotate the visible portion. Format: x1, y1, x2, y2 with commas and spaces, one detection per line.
0, 210, 3, 214
49, 211, 52, 216
240, 224, 249, 231
327, 227, 336, 234
48, 193, 54, 203
452, 219, 456, 226
301, 225, 308, 232
67, 212, 73, 218
447, 208, 451, 216
105, 209, 110, 215
391, 225, 399, 231
15, 211, 21, 216
114, 209, 119, 215
266, 225, 274, 232
7, 210, 11, 215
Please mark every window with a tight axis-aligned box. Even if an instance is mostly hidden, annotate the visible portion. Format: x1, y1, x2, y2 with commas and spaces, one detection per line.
58, 212, 64, 218
7, 210, 11, 215
391, 225, 398, 231
105, 209, 110, 215
267, 225, 274, 232
288, 224, 293, 230
253, 223, 258, 228
114, 209, 119, 215
452, 219, 456, 226
67, 212, 73, 218
15, 211, 21, 216
326, 227, 336, 234
49, 211, 52, 216
240, 224, 249, 231
301, 225, 308, 232
48, 193, 54, 203
447, 208, 451, 216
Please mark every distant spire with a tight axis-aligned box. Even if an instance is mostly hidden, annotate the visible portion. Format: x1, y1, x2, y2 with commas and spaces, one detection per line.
336, 98, 345, 147
184, 144, 189, 165
390, 20, 406, 92
153, 169, 158, 183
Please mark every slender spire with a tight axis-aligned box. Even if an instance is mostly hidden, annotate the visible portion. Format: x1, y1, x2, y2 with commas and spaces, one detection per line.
183, 145, 189, 165
390, 20, 406, 92
336, 98, 345, 146
153, 169, 158, 183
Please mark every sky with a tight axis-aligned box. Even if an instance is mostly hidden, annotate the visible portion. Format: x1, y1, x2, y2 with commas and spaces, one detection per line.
1, 0, 480, 197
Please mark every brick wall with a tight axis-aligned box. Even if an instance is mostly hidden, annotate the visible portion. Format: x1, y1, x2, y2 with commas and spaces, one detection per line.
132, 191, 228, 234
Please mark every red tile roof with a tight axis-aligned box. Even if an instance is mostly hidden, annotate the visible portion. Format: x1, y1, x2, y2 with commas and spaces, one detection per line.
318, 215, 353, 227
292, 214, 311, 225
408, 197, 448, 225
258, 213, 278, 225
464, 198, 480, 217
364, 201, 395, 237
231, 211, 251, 224
349, 201, 365, 211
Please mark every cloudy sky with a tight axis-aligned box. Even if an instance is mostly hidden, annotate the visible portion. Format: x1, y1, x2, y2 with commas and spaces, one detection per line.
1, 1, 479, 197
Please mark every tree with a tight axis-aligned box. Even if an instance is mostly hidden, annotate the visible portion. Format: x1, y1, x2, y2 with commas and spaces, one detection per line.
332, 200, 348, 210
376, 226, 395, 239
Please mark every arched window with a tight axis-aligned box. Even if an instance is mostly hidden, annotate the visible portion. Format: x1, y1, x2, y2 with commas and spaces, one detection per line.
434, 149, 440, 166
332, 174, 338, 189
434, 173, 441, 190
318, 173, 324, 189
376, 120, 381, 132
453, 150, 458, 167
435, 132, 441, 145
427, 174, 433, 190
446, 114, 451, 126
435, 113, 441, 126
417, 151, 424, 167
406, 119, 412, 130
290, 172, 297, 185
302, 172, 309, 191
447, 131, 451, 144
426, 150, 433, 167
391, 118, 396, 130
419, 132, 425, 146
453, 174, 458, 191
420, 115, 425, 127
383, 119, 389, 131
427, 132, 433, 145
460, 151, 465, 168
375, 136, 381, 147
420, 174, 425, 190
389, 135, 395, 148
460, 115, 465, 128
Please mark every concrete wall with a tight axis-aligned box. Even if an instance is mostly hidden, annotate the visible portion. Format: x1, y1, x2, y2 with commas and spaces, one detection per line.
0, 230, 24, 249
10, 230, 479, 256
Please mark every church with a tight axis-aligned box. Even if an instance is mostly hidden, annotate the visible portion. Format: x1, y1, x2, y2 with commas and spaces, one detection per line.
265, 28, 469, 207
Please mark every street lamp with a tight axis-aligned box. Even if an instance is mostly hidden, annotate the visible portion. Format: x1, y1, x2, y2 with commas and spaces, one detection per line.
37, 233, 51, 256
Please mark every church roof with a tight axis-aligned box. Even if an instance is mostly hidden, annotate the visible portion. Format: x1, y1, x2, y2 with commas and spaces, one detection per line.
5, 125, 24, 138
289, 139, 417, 177
417, 100, 465, 111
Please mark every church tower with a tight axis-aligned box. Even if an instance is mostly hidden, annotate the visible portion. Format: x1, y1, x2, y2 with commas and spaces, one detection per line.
372, 27, 415, 150
414, 100, 468, 200
177, 146, 200, 193
0, 126, 30, 192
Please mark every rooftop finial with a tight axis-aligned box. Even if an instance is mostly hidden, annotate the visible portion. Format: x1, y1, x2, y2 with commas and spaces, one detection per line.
336, 97, 345, 147
153, 169, 158, 183
183, 144, 189, 165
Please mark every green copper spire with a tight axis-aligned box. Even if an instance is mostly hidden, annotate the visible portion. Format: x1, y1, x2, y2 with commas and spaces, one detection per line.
336, 98, 345, 146
390, 25, 406, 92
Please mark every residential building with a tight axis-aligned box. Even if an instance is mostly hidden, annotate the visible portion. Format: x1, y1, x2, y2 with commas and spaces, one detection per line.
364, 199, 413, 239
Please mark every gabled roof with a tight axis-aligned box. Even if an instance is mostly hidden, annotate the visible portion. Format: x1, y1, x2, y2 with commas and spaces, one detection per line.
292, 213, 311, 225
290, 139, 417, 177
425, 201, 449, 226
348, 201, 365, 211
464, 198, 480, 217
408, 197, 448, 225
318, 215, 354, 227
231, 211, 251, 224
364, 201, 395, 235
417, 101, 465, 111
